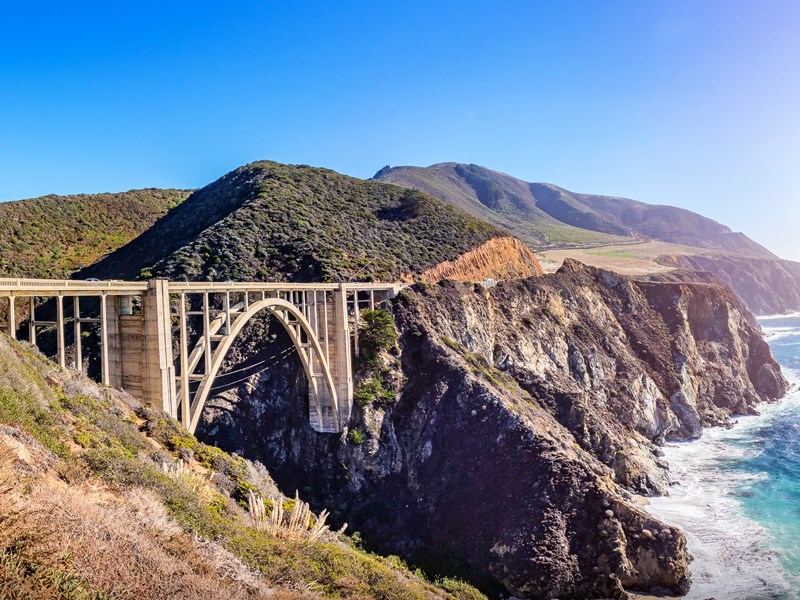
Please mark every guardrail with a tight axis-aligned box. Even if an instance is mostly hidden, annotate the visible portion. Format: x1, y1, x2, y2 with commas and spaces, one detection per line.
0, 278, 148, 294
0, 278, 405, 295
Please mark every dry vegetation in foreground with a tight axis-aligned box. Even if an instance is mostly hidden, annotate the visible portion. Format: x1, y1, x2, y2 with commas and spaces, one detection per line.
0, 333, 484, 600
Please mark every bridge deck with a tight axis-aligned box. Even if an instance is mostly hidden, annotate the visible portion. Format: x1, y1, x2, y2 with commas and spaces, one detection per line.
0, 278, 403, 297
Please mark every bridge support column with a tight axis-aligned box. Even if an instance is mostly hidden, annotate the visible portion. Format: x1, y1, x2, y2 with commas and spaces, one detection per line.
7, 296, 15, 340
141, 280, 176, 416
100, 295, 123, 388
56, 295, 65, 368
331, 284, 353, 429
73, 297, 82, 371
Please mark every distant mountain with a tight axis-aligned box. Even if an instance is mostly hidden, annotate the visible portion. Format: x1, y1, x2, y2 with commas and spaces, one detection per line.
86, 161, 539, 283
373, 162, 800, 315
0, 189, 190, 279
374, 163, 775, 258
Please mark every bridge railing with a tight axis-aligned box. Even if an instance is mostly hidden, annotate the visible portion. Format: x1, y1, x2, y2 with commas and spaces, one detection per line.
0, 278, 148, 294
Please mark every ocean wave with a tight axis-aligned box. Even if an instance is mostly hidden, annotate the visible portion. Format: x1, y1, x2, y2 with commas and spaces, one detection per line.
648, 429, 797, 599
763, 327, 799, 341
645, 339, 800, 599
757, 311, 800, 320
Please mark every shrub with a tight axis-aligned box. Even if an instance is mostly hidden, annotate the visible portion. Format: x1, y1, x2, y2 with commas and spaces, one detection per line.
348, 429, 366, 445
354, 375, 396, 407
358, 309, 397, 367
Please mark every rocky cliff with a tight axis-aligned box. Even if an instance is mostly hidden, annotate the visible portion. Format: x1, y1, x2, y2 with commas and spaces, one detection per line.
420, 236, 544, 283
656, 254, 800, 316
196, 261, 785, 599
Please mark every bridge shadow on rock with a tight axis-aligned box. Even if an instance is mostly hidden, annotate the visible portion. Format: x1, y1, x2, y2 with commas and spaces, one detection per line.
193, 314, 345, 504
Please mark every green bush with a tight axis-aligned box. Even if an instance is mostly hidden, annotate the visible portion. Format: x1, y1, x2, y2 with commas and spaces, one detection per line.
358, 309, 398, 367
348, 428, 367, 445
354, 375, 397, 407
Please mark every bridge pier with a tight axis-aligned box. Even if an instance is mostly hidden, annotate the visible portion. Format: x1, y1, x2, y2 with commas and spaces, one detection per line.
140, 280, 177, 415
332, 285, 354, 427
5, 296, 15, 340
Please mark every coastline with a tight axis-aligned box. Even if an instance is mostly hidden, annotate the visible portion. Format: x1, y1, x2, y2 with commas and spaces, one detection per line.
643, 314, 800, 600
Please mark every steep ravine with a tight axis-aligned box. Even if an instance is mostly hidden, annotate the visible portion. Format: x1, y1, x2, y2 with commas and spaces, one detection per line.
196, 261, 785, 599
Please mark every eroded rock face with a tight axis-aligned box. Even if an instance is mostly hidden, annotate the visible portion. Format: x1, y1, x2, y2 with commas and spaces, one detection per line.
420, 236, 544, 283
197, 261, 785, 599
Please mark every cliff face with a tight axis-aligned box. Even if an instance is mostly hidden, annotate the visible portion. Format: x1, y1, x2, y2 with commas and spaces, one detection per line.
196, 261, 785, 599
420, 236, 544, 283
657, 254, 800, 316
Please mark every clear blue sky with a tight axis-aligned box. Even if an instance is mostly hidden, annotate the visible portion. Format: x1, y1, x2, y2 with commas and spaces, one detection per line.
1, 1, 798, 258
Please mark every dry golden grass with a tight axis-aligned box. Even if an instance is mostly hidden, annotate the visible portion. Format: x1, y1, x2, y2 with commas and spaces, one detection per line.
30, 482, 314, 599
0, 437, 314, 600
248, 490, 343, 544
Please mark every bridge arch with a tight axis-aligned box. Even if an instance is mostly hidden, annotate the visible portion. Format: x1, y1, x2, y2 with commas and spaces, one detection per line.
183, 297, 338, 435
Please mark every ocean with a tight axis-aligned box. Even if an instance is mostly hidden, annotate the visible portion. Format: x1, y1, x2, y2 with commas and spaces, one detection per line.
646, 314, 800, 600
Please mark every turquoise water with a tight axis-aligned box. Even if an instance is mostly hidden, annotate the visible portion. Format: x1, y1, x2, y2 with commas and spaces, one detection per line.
647, 315, 800, 599
734, 316, 800, 588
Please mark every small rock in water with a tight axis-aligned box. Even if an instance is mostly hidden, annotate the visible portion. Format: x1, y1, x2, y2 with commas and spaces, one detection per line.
605, 509, 614, 518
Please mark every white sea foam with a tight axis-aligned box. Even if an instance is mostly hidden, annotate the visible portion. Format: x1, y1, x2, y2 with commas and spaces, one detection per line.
646, 386, 800, 599
763, 327, 799, 342
757, 311, 800, 320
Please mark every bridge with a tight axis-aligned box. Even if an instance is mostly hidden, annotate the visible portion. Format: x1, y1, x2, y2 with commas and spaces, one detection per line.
0, 278, 402, 434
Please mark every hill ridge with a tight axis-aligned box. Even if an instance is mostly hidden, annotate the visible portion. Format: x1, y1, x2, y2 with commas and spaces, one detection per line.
373, 162, 774, 258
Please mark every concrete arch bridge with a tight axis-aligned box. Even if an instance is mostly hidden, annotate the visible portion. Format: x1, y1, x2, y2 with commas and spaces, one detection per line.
0, 278, 402, 434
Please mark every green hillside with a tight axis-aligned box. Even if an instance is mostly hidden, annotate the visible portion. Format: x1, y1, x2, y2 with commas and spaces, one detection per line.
374, 163, 774, 258
372, 163, 633, 249
0, 189, 190, 279
86, 161, 502, 283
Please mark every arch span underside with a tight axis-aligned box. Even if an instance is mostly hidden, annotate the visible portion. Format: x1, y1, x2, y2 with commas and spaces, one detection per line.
178, 297, 340, 435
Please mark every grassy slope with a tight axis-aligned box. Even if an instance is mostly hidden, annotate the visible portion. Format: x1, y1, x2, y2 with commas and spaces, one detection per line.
374, 163, 774, 259
86, 161, 503, 283
0, 333, 485, 600
536, 240, 723, 276
0, 189, 190, 279
374, 164, 632, 249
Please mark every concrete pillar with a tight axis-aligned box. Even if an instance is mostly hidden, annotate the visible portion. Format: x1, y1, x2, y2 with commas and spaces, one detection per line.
353, 290, 360, 359
7, 296, 15, 340
178, 292, 190, 426
202, 292, 211, 374
56, 295, 65, 368
141, 280, 176, 417
101, 295, 123, 388
100, 295, 110, 385
73, 297, 82, 371
332, 283, 354, 429
223, 292, 231, 334
29, 297, 36, 345
119, 314, 145, 397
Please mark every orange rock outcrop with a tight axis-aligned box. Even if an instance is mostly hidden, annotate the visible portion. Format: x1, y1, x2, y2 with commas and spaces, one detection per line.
421, 236, 543, 283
